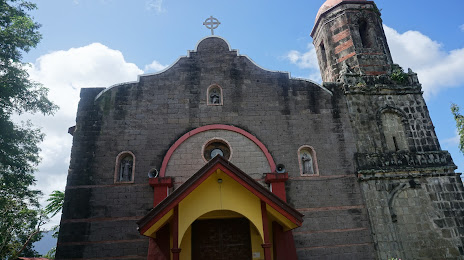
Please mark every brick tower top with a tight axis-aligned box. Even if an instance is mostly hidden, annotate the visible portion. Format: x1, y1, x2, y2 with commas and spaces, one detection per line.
311, 0, 393, 82
315, 0, 366, 24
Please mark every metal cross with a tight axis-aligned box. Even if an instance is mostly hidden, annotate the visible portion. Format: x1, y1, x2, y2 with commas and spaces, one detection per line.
203, 16, 221, 35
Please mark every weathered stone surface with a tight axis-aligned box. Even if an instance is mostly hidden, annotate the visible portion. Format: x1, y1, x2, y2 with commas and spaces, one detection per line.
56, 1, 464, 259
356, 151, 455, 172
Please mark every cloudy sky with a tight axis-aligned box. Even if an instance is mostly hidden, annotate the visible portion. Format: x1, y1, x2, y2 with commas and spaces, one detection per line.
19, 0, 464, 228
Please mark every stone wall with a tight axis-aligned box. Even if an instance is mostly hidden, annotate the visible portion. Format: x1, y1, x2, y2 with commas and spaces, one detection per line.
361, 174, 464, 259
56, 37, 376, 259
341, 73, 464, 259
338, 77, 440, 154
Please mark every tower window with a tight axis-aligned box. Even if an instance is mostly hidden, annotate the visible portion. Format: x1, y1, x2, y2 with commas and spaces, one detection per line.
320, 43, 327, 68
358, 20, 372, 48
393, 136, 399, 151
381, 112, 408, 152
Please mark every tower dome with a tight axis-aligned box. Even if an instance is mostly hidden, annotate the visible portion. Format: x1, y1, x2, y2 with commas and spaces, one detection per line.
312, 0, 392, 82
315, 0, 367, 23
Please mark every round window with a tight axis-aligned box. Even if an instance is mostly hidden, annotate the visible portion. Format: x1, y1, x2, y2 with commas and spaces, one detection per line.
203, 140, 231, 161
210, 148, 224, 158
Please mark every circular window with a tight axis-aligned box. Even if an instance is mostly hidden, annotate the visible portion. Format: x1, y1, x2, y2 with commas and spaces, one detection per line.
203, 139, 231, 161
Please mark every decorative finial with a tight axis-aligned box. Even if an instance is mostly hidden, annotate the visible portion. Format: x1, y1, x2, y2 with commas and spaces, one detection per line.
203, 16, 220, 35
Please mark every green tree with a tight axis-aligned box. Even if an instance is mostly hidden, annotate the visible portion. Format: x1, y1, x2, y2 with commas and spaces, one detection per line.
41, 190, 64, 259
44, 190, 64, 218
0, 0, 57, 258
451, 103, 464, 154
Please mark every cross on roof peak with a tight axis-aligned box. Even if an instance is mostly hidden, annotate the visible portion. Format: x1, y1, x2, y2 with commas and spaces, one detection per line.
203, 16, 221, 35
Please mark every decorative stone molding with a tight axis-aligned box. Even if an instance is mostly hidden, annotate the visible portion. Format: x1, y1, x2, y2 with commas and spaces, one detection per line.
355, 151, 455, 173
339, 74, 422, 95
358, 169, 460, 181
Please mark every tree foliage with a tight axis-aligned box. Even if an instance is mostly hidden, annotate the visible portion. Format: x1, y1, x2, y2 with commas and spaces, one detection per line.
451, 103, 464, 155
0, 0, 57, 258
44, 190, 64, 218
41, 190, 64, 259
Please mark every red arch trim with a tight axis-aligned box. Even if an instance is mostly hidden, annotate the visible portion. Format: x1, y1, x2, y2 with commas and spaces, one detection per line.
160, 124, 276, 177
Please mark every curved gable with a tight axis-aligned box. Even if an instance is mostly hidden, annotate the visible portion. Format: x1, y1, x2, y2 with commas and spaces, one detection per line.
94, 36, 330, 101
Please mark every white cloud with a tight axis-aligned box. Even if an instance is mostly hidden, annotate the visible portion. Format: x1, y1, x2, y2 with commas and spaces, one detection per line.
28, 43, 142, 117
22, 43, 143, 228
460, 24, 464, 32
384, 25, 464, 99
146, 0, 166, 13
285, 44, 322, 82
443, 134, 460, 147
144, 60, 168, 73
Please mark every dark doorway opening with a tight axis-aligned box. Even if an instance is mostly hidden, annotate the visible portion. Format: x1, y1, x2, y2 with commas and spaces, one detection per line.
192, 218, 252, 260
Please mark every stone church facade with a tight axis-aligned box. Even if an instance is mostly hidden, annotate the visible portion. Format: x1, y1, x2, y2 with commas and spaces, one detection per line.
56, 0, 464, 259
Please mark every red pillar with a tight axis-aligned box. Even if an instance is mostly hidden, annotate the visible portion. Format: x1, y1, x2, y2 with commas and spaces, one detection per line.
266, 172, 298, 259
171, 205, 181, 260
272, 222, 297, 260
261, 200, 272, 260
265, 172, 288, 202
148, 177, 173, 260
149, 177, 173, 206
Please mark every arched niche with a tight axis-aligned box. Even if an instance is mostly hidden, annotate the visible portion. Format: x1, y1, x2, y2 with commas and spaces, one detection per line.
298, 145, 319, 176
207, 84, 223, 105
114, 151, 135, 183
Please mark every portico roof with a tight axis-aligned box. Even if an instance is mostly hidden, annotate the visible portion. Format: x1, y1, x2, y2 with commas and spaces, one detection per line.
137, 155, 303, 238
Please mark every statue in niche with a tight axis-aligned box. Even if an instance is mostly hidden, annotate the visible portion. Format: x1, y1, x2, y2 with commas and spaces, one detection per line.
210, 88, 220, 104
119, 157, 133, 182
301, 152, 314, 175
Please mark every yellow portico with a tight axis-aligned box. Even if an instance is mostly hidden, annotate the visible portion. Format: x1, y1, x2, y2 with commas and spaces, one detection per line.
137, 156, 303, 260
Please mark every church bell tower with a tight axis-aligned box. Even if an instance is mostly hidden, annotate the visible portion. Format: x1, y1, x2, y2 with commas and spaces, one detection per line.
310, 1, 464, 259
311, 0, 393, 82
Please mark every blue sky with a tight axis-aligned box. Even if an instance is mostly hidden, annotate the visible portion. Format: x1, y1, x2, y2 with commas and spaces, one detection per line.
20, 0, 464, 229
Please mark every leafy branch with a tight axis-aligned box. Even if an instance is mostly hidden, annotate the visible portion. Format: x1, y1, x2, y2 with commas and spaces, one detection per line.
451, 103, 464, 154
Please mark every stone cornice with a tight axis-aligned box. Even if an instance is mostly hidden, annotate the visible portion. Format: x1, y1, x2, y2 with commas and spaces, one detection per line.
355, 151, 457, 180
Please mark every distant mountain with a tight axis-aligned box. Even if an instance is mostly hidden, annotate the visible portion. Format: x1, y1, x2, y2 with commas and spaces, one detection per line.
33, 231, 57, 255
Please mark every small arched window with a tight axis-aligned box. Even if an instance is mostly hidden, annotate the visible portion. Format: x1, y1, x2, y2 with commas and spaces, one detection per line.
381, 112, 408, 152
114, 151, 135, 183
207, 84, 223, 106
298, 146, 319, 176
358, 19, 373, 48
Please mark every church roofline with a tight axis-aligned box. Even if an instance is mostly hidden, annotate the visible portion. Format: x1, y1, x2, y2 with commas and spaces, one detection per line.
192, 35, 232, 52
94, 36, 331, 101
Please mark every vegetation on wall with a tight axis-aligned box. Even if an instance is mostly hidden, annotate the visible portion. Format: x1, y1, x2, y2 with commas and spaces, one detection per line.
451, 103, 464, 155
390, 64, 408, 84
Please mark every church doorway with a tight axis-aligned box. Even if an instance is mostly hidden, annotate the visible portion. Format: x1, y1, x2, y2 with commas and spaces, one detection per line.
191, 218, 252, 260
